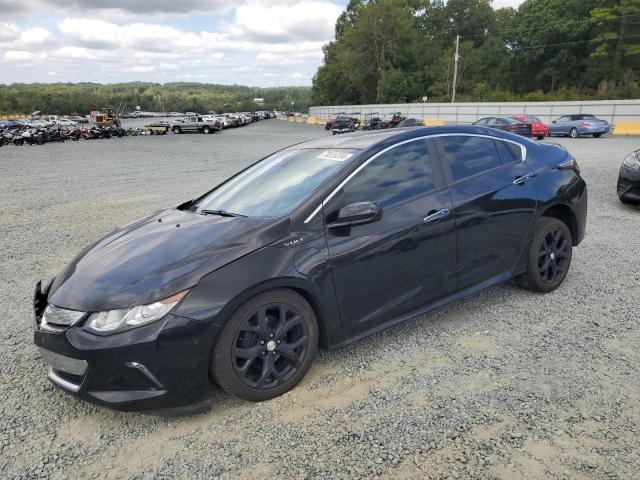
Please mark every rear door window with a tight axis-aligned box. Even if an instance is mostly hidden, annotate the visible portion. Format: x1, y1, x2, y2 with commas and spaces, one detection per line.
438, 136, 503, 182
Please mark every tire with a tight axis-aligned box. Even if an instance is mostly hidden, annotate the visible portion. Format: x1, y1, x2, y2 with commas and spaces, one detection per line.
146, 129, 153, 135
203, 126, 211, 134
516, 217, 573, 293
211, 289, 318, 402
569, 127, 579, 138
593, 133, 603, 138
536, 135, 544, 140
173, 126, 181, 134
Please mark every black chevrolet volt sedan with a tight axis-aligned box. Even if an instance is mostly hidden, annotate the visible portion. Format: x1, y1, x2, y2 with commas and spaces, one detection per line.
33, 125, 587, 412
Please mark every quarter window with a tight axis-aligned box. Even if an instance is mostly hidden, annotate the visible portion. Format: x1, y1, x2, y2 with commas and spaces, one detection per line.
495, 140, 518, 164
439, 136, 502, 181
343, 140, 435, 208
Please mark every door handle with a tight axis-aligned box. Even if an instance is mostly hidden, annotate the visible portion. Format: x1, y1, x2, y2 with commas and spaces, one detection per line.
513, 174, 532, 185
423, 208, 450, 223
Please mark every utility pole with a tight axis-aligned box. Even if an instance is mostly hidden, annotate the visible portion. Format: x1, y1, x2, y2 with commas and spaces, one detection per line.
451, 34, 460, 103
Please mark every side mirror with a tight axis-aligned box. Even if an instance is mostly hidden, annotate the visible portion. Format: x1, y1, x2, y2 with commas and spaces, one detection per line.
328, 202, 381, 229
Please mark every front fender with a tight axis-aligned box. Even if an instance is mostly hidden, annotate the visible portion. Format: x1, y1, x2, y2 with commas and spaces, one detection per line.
173, 238, 344, 348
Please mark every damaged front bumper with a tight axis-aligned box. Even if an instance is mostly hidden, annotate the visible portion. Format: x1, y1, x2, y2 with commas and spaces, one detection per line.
32, 280, 217, 413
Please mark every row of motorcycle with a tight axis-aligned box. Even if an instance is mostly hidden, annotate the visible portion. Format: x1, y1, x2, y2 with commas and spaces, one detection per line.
0, 125, 154, 147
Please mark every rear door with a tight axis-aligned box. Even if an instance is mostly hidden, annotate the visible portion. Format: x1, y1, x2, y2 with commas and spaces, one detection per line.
434, 134, 537, 290
324, 138, 457, 336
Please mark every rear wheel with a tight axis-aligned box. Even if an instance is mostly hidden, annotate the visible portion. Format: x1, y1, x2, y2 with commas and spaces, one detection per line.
211, 289, 318, 402
516, 217, 572, 293
569, 127, 579, 138
593, 133, 603, 138
535, 135, 545, 140
173, 126, 181, 134
203, 126, 211, 134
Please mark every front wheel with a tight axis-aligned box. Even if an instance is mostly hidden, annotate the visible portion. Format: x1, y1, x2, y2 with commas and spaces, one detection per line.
516, 217, 573, 293
203, 126, 211, 134
569, 127, 579, 138
172, 126, 181, 134
211, 289, 318, 402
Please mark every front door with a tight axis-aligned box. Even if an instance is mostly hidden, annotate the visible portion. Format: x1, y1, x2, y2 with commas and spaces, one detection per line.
324, 138, 457, 337
434, 134, 537, 290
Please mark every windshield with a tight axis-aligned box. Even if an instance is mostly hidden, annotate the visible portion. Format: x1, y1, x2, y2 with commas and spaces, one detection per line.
195, 148, 357, 217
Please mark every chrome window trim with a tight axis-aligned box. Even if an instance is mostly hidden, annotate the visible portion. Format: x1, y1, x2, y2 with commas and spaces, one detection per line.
303, 133, 527, 224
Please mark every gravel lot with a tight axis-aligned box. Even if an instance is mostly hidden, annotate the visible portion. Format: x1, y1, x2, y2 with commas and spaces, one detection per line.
1, 120, 639, 479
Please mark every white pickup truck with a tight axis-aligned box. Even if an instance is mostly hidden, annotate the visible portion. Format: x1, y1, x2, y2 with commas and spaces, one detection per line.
171, 115, 221, 134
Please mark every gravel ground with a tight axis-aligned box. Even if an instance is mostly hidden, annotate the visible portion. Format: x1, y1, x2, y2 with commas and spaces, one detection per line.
1, 121, 639, 479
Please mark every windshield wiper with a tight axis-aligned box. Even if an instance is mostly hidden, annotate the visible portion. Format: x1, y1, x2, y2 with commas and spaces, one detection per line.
200, 209, 247, 218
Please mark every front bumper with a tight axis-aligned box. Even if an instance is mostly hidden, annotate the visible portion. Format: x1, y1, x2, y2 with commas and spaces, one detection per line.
33, 284, 219, 412
617, 164, 640, 202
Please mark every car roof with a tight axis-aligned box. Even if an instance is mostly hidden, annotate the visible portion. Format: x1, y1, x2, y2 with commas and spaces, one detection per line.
293, 124, 523, 151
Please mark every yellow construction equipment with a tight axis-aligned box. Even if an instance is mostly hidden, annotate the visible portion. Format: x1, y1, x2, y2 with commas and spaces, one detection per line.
95, 108, 121, 128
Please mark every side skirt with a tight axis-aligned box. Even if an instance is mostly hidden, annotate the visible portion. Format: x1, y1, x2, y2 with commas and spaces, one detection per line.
328, 270, 512, 350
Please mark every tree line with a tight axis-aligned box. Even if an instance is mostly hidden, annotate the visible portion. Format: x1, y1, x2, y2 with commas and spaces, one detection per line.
312, 0, 640, 105
0, 82, 313, 115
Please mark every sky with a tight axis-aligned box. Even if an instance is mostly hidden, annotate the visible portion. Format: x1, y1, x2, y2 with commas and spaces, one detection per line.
0, 0, 524, 87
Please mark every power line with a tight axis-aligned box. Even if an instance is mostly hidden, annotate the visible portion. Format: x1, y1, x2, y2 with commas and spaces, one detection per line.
459, 12, 640, 39
514, 34, 640, 51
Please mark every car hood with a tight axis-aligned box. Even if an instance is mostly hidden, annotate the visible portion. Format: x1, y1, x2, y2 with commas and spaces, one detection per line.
48, 208, 289, 312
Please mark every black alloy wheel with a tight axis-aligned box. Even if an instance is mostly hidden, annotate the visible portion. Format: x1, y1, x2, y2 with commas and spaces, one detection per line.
537, 228, 570, 284
517, 217, 572, 292
212, 289, 318, 401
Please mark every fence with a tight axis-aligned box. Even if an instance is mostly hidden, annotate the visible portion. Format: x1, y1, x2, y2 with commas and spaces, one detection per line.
309, 100, 640, 125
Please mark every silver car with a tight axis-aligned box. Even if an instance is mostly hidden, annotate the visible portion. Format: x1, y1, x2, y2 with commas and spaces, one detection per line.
548, 114, 610, 138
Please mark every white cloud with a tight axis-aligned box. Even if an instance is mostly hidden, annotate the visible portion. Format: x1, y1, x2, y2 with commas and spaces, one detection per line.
232, 1, 343, 43
0, 22, 20, 43
0, 1, 345, 85
4, 50, 35, 61
19, 26, 52, 44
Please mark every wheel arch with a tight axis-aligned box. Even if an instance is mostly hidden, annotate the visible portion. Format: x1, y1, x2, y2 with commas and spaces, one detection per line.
209, 276, 339, 350
540, 203, 579, 246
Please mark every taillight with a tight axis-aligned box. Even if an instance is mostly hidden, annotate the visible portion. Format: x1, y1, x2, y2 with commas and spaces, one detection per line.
557, 158, 580, 174
580, 121, 590, 126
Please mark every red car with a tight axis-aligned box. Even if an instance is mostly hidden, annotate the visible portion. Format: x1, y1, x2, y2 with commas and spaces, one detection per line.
510, 115, 548, 140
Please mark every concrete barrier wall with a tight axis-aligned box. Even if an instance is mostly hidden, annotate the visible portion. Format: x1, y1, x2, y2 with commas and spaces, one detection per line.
309, 100, 640, 125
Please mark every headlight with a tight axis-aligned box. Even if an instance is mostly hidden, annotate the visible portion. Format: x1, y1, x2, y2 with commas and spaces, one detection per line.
622, 151, 640, 171
84, 290, 188, 335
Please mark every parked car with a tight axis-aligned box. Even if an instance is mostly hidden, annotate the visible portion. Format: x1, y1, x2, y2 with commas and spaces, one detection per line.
473, 117, 532, 137
54, 119, 78, 127
172, 115, 220, 134
547, 114, 610, 138
618, 148, 640, 204
331, 116, 358, 135
325, 113, 346, 130
397, 117, 424, 127
509, 115, 548, 139
33, 124, 587, 412
69, 115, 89, 124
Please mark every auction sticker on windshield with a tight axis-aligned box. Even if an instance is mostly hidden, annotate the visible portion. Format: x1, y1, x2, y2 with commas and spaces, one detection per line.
317, 151, 354, 162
